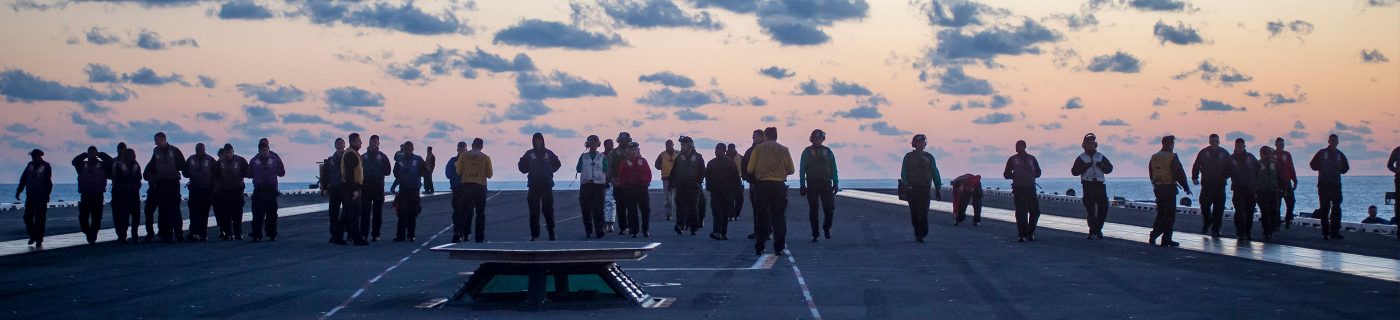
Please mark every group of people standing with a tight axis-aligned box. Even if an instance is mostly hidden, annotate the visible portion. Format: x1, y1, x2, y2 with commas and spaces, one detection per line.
12, 128, 1396, 251
16, 132, 285, 248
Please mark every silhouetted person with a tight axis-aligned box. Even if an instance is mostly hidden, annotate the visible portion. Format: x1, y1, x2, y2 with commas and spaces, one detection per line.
111, 145, 143, 242
393, 141, 428, 242
447, 141, 467, 243
616, 142, 652, 237
1004, 140, 1043, 242
742, 129, 766, 240
800, 129, 839, 242
213, 144, 248, 241
322, 138, 347, 244
17, 149, 52, 248
1274, 138, 1299, 228
1256, 146, 1287, 239
728, 143, 743, 222
454, 138, 493, 242
602, 138, 618, 233
247, 138, 285, 242
144, 132, 188, 242
1387, 146, 1399, 229
671, 136, 706, 235
1192, 133, 1231, 237
1071, 133, 1113, 239
1310, 134, 1350, 240
576, 135, 608, 238
749, 127, 795, 256
607, 133, 633, 234
657, 139, 677, 221
901, 134, 942, 243
706, 142, 741, 240
518, 133, 562, 241
361, 135, 391, 241
1149, 136, 1192, 247
184, 143, 216, 241
1228, 138, 1260, 240
340, 133, 367, 246
1361, 206, 1387, 224
951, 174, 983, 226
423, 146, 437, 195
72, 146, 112, 244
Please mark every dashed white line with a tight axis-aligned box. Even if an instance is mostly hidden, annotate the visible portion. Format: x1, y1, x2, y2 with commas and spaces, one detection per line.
320, 191, 501, 319
785, 250, 822, 320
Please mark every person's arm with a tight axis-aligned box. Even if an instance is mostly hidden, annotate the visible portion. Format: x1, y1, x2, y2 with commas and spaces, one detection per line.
900, 154, 909, 185
71, 153, 87, 175
696, 155, 706, 185
1002, 156, 1014, 180
174, 148, 188, 174
16, 166, 29, 200
517, 152, 530, 174
1172, 156, 1191, 194
1309, 150, 1322, 172
1388, 148, 1400, 174
641, 159, 652, 182
1338, 151, 1350, 175
575, 154, 584, 173
549, 151, 562, 173
273, 153, 286, 177
654, 153, 663, 170
746, 148, 760, 175
245, 158, 255, 179
1099, 156, 1113, 175
798, 149, 809, 187
783, 149, 794, 176
1031, 156, 1042, 179
484, 156, 494, 179
1070, 156, 1088, 176
931, 155, 942, 191
828, 148, 839, 187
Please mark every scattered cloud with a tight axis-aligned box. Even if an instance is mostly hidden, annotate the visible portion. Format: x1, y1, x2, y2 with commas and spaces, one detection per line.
1152, 97, 1169, 106
236, 79, 306, 104
515, 71, 617, 100
638, 71, 696, 88
1045, 12, 1098, 31
282, 113, 329, 124
636, 88, 728, 108
6, 123, 39, 134
1172, 60, 1252, 86
859, 121, 910, 136
675, 109, 715, 121
699, 0, 869, 46
1197, 98, 1245, 112
989, 94, 1013, 109
927, 18, 1060, 65
504, 100, 552, 121
288, 129, 338, 145
917, 0, 1007, 29
297, 1, 473, 35
972, 112, 1019, 125
1266, 20, 1313, 39
1099, 118, 1129, 126
594, 0, 723, 30
520, 122, 578, 138
195, 112, 226, 122
392, 47, 537, 82
135, 30, 198, 50
1038, 122, 1063, 130
0, 69, 132, 103
1063, 97, 1084, 110
324, 86, 386, 116
493, 19, 627, 50
217, 0, 275, 20
792, 78, 872, 96
928, 66, 994, 95
1361, 49, 1389, 63
1152, 21, 1203, 45
758, 66, 795, 79
1085, 51, 1142, 73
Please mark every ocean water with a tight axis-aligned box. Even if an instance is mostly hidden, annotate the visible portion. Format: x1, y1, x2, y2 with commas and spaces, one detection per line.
7, 176, 1395, 222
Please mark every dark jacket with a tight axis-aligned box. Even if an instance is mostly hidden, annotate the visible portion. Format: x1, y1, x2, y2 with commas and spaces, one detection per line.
669, 150, 705, 187
72, 152, 113, 194
706, 156, 741, 193
110, 158, 143, 194
16, 160, 53, 200
363, 148, 391, 186
517, 148, 561, 188
445, 156, 461, 189
1309, 147, 1350, 185
1192, 146, 1231, 186
1003, 153, 1041, 189
248, 151, 285, 190
1227, 151, 1259, 192
215, 155, 248, 193
184, 153, 217, 191
144, 145, 187, 183
741, 145, 757, 183
394, 154, 428, 194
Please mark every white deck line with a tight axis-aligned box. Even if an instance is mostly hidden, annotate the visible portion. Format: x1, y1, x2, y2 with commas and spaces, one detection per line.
838, 189, 1400, 283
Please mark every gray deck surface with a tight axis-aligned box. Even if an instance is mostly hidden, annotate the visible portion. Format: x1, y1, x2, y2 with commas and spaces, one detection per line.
1, 189, 1395, 319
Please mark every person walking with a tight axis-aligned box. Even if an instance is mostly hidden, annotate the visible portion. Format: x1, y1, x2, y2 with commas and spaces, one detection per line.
1071, 133, 1113, 240
184, 143, 216, 242
1274, 138, 1299, 228
616, 142, 653, 237
144, 132, 188, 242
747, 127, 795, 256
17, 149, 53, 248
670, 136, 706, 235
1256, 146, 1287, 240
1192, 134, 1232, 237
1149, 136, 1192, 247
72, 146, 112, 244
111, 145, 143, 243
656, 140, 677, 221
1228, 138, 1260, 240
1309, 134, 1350, 240
247, 138, 285, 242
213, 144, 247, 241
706, 142, 741, 240
518, 133, 562, 241
577, 135, 608, 238
361, 135, 391, 241
1004, 140, 1043, 242
454, 138, 493, 243
901, 134, 942, 243
799, 129, 838, 242
447, 141, 467, 243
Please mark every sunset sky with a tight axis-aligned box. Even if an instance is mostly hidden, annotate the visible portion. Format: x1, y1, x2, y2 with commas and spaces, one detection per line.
1, 0, 1397, 183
